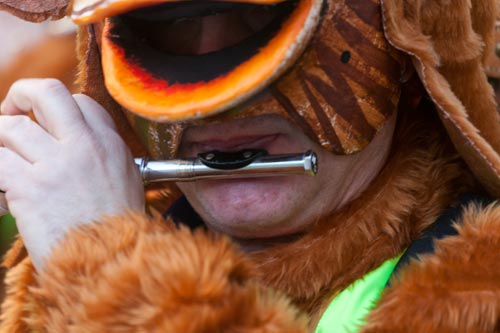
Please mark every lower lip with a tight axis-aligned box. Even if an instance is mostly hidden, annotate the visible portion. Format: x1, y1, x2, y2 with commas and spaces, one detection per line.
193, 174, 295, 194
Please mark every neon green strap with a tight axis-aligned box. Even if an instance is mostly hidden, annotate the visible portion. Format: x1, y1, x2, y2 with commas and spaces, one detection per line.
0, 214, 17, 241
0, 214, 18, 253
315, 255, 402, 333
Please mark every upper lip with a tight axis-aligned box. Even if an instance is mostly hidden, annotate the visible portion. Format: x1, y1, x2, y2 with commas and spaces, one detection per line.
179, 116, 288, 156
190, 134, 280, 153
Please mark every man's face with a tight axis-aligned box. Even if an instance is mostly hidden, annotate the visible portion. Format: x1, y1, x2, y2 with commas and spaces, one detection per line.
176, 112, 397, 242
79, 0, 403, 241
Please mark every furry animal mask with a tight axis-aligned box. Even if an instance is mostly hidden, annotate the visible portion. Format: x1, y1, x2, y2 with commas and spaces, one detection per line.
73, 0, 406, 158
2, 0, 500, 196
2, 0, 406, 157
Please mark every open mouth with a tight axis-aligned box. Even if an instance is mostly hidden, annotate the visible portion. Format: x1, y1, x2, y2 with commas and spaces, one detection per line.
73, 0, 323, 121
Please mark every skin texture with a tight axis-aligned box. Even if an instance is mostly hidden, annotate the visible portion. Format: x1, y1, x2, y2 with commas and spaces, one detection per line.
177, 113, 397, 249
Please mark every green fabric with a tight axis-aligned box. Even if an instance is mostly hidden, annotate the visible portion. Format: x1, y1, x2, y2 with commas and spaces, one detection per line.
0, 214, 18, 253
315, 255, 402, 333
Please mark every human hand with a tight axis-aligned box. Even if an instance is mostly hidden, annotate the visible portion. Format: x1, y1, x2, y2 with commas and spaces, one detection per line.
0, 79, 145, 271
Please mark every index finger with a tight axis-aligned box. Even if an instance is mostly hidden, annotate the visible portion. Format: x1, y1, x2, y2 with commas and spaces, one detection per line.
0, 79, 87, 140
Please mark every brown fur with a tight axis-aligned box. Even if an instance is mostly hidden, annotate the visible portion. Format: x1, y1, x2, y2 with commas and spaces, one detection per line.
250, 104, 476, 327
485, 3, 500, 79
382, 0, 500, 196
0, 256, 35, 333
0, 0, 69, 22
362, 204, 500, 333
3, 213, 306, 333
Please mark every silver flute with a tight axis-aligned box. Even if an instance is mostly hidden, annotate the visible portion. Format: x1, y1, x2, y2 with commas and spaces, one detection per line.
135, 150, 318, 183
0, 151, 318, 216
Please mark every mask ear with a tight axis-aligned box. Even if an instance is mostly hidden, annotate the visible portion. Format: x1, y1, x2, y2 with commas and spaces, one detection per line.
0, 0, 69, 22
383, 0, 500, 196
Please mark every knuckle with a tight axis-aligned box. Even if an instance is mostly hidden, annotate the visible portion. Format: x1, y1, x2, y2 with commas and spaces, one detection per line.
40, 78, 66, 94
102, 133, 128, 155
10, 78, 29, 90
2, 115, 32, 132
72, 93, 89, 102
78, 140, 97, 157
65, 132, 101, 160
74, 94, 117, 129
34, 161, 64, 186
13, 115, 32, 127
102, 130, 123, 145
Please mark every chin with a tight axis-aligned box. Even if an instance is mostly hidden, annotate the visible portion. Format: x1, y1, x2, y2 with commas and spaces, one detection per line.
179, 175, 312, 238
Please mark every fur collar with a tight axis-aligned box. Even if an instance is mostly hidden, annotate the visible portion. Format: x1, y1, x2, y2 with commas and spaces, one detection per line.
362, 202, 500, 333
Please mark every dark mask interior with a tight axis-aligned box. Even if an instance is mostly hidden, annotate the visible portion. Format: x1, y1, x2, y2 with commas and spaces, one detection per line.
107, 0, 298, 85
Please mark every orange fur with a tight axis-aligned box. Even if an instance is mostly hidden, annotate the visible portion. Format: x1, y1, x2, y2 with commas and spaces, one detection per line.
362, 204, 500, 333
0, 257, 35, 333
15, 212, 306, 333
382, 0, 500, 195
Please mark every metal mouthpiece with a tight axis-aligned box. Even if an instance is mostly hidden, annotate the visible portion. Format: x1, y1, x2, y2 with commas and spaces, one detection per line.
135, 150, 318, 184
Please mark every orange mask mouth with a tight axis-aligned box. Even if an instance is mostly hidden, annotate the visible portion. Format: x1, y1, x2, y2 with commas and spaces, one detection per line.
73, 0, 404, 159
73, 0, 323, 121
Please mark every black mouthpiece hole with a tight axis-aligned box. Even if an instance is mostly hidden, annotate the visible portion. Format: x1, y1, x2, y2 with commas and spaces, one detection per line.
340, 51, 351, 63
